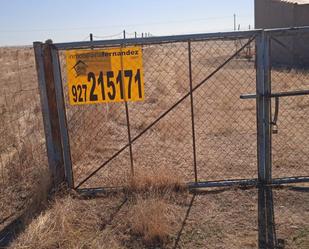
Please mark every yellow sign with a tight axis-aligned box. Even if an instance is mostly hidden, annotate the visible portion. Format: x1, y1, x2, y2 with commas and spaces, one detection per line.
65, 47, 144, 105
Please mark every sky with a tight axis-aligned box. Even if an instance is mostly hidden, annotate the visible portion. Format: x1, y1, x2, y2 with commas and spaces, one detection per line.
0, 0, 254, 46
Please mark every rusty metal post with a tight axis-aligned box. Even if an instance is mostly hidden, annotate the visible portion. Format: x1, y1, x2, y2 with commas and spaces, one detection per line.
33, 41, 66, 187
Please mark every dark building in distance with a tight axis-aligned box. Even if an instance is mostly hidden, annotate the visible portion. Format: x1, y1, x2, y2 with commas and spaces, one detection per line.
255, 0, 309, 67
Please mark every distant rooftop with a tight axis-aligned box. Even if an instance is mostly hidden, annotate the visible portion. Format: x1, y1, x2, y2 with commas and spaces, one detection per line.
279, 0, 309, 4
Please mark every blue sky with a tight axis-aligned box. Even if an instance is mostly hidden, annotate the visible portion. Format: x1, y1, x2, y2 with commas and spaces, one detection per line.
0, 0, 254, 46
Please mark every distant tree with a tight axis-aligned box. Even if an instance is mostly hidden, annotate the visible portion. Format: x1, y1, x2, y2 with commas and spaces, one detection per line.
45, 39, 53, 44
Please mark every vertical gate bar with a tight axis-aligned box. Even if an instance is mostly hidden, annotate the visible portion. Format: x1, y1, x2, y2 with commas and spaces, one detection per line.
256, 32, 266, 248
50, 46, 74, 188
33, 41, 65, 186
256, 31, 272, 185
188, 41, 198, 183
125, 101, 134, 175
120, 40, 134, 176
264, 33, 272, 183
265, 33, 276, 249
256, 30, 273, 249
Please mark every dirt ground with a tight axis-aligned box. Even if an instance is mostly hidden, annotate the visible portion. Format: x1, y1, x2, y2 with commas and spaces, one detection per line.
1, 36, 308, 248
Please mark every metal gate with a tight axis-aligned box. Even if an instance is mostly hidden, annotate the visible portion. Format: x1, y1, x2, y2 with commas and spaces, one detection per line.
33, 28, 309, 190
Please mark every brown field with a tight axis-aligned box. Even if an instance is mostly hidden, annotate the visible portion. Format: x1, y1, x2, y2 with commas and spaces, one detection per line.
0, 38, 308, 248
0, 47, 50, 231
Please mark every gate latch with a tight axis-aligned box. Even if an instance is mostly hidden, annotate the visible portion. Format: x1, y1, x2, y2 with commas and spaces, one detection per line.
240, 89, 309, 135
271, 97, 279, 134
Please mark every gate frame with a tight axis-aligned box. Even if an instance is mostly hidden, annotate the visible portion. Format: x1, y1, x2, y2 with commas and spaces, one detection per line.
34, 27, 309, 190
34, 29, 259, 190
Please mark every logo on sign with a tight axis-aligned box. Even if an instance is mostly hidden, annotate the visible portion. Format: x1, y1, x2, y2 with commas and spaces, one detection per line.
73, 60, 88, 77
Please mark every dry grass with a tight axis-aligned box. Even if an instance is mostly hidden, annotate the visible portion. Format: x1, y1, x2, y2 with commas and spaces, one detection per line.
0, 142, 51, 226
122, 167, 186, 247
9, 166, 187, 249
127, 166, 186, 194
126, 197, 177, 246
7, 177, 309, 249
0, 47, 49, 229
9, 172, 186, 249
9, 195, 124, 249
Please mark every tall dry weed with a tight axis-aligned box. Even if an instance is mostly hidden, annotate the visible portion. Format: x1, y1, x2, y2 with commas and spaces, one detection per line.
121, 166, 186, 247
125, 196, 178, 247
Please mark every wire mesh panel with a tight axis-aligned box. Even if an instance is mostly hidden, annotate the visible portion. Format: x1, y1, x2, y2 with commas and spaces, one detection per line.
56, 30, 309, 189
58, 34, 259, 189
59, 51, 131, 188
191, 38, 257, 181
129, 42, 194, 182
270, 32, 309, 179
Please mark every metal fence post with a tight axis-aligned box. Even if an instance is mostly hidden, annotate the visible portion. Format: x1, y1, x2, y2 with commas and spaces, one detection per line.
50, 46, 74, 188
188, 41, 198, 183
256, 31, 276, 249
33, 41, 67, 187
256, 31, 272, 185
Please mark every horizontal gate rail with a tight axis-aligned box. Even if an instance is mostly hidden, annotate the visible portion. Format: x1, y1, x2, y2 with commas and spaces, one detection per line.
188, 179, 258, 188
50, 27, 309, 52
75, 176, 309, 196
53, 30, 259, 50
240, 89, 309, 99
271, 176, 309, 185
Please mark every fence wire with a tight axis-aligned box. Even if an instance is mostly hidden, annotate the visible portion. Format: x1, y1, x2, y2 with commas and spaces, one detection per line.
0, 47, 48, 228
191, 38, 257, 181
60, 37, 257, 188
270, 34, 309, 179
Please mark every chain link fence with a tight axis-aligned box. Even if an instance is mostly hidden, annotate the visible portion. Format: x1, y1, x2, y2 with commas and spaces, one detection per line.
59, 35, 258, 189
268, 31, 309, 249
58, 30, 308, 190
270, 33, 309, 180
